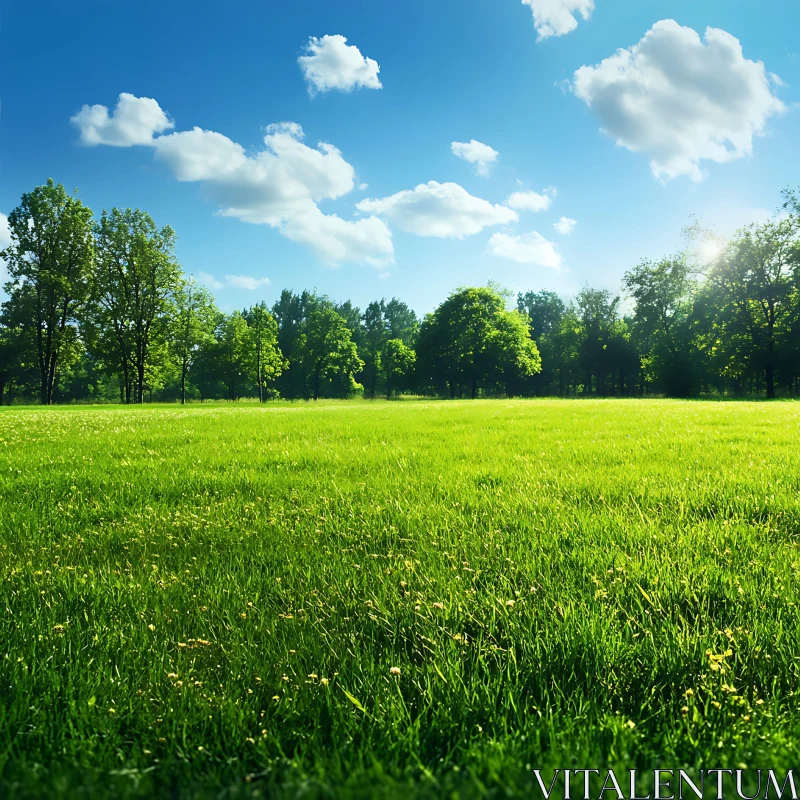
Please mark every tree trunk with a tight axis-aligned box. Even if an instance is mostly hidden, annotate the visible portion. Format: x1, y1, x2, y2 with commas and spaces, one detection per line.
471, 378, 477, 399
766, 364, 775, 399
766, 335, 776, 399
313, 369, 321, 401
181, 362, 187, 405
257, 350, 263, 403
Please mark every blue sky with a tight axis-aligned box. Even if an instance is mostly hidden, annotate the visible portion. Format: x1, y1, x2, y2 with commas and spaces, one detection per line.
1, 0, 798, 314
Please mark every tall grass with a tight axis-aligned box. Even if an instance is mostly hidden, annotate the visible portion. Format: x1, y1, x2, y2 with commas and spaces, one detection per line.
1, 399, 799, 798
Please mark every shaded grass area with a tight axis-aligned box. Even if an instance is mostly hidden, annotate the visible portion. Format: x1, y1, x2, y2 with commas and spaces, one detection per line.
1, 399, 799, 798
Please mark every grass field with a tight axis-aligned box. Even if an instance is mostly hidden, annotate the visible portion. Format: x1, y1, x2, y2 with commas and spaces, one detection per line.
1, 399, 799, 798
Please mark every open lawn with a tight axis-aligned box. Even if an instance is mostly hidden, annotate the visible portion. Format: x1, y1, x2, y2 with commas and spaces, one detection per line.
1, 399, 799, 798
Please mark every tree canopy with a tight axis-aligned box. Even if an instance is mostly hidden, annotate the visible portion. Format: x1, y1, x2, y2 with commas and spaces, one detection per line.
2, 180, 800, 404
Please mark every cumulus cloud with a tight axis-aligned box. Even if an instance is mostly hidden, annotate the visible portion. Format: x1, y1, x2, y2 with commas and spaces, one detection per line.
554, 216, 577, 234
357, 181, 518, 238
226, 275, 271, 290
522, 0, 594, 41
153, 128, 248, 181
72, 95, 393, 267
70, 93, 174, 146
506, 189, 553, 213
196, 272, 224, 290
571, 20, 786, 181
196, 273, 271, 291
487, 231, 562, 268
451, 140, 499, 177
0, 213, 9, 249
298, 35, 382, 96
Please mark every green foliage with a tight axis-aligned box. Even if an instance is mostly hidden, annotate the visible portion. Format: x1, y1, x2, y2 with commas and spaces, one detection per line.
246, 302, 286, 402
171, 279, 218, 404
418, 286, 541, 398
87, 208, 182, 404
2, 180, 800, 403
1, 179, 94, 405
297, 305, 364, 400
2, 400, 800, 796
383, 337, 416, 398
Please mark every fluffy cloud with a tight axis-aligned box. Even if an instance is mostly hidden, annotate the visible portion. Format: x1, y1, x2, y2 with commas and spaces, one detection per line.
572, 20, 786, 181
196, 273, 271, 291
196, 272, 224, 290
357, 181, 517, 238
522, 0, 594, 41
0, 213, 9, 249
226, 275, 271, 290
298, 35, 382, 96
487, 231, 562, 268
506, 189, 553, 213
451, 140, 499, 177
153, 128, 248, 181
72, 95, 393, 267
71, 93, 173, 146
554, 216, 577, 234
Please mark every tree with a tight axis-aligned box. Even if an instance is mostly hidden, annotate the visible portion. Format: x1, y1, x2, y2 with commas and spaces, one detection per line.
213, 311, 252, 401
705, 216, 800, 398
246, 302, 286, 402
297, 306, 363, 401
0, 180, 94, 405
542, 306, 583, 396
623, 256, 695, 396
576, 288, 621, 395
383, 338, 416, 399
361, 301, 387, 399
272, 290, 317, 399
382, 298, 419, 345
89, 208, 182, 403
517, 290, 565, 394
171, 279, 218, 404
417, 287, 540, 399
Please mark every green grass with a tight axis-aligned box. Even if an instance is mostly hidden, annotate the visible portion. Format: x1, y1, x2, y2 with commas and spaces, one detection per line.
1, 399, 799, 798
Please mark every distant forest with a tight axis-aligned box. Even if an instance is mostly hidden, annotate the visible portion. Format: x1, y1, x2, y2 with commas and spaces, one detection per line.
1, 180, 799, 405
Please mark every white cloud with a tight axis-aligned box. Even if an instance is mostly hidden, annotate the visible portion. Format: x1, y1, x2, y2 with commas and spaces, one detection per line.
506, 189, 553, 213
279, 205, 394, 267
225, 275, 271, 290
73, 95, 393, 267
488, 231, 562, 268
554, 216, 577, 234
70, 93, 173, 146
451, 140, 499, 177
0, 213, 9, 249
196, 272, 224, 290
298, 35, 382, 96
196, 272, 271, 291
153, 128, 248, 181
522, 0, 594, 41
357, 181, 517, 238
571, 20, 786, 181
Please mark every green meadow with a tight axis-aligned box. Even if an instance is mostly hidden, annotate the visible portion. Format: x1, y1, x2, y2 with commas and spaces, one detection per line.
1, 399, 799, 798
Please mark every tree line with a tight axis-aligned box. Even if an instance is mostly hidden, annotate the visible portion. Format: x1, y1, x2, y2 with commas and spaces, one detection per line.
1, 180, 799, 405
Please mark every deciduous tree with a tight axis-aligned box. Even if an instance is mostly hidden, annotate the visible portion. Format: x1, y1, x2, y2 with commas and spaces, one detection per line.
1, 180, 94, 405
